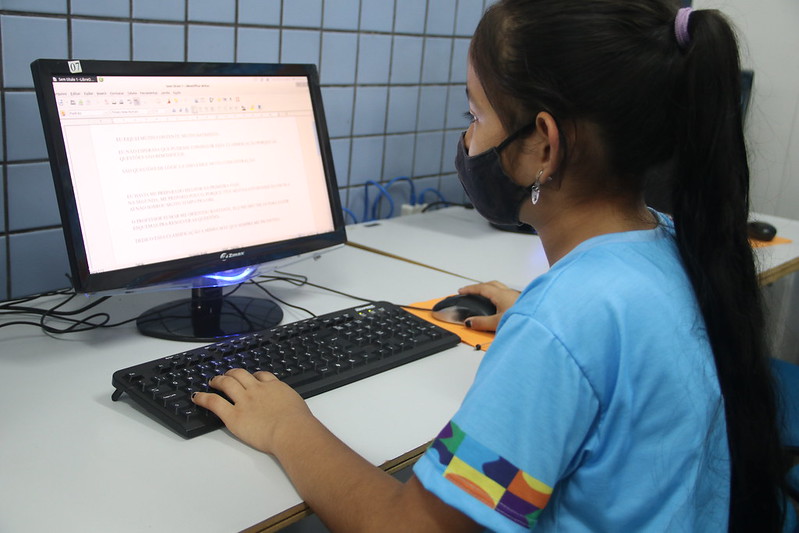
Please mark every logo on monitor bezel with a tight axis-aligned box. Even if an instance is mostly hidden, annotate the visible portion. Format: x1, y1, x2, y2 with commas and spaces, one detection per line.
220, 251, 245, 260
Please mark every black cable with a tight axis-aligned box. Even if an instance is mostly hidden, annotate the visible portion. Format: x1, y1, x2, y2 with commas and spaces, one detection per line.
271, 271, 442, 312
262, 271, 309, 287
249, 277, 317, 318
0, 288, 72, 311
421, 201, 473, 213
271, 270, 377, 304
0, 271, 433, 334
0, 289, 116, 334
0, 284, 248, 334
270, 271, 434, 312
398, 304, 435, 312
0, 309, 114, 335
0, 292, 110, 317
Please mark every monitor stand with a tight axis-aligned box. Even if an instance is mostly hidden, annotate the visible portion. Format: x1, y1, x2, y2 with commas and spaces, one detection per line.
136, 286, 284, 342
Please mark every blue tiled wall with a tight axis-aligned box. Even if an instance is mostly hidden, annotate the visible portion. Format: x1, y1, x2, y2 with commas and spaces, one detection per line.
0, 0, 488, 299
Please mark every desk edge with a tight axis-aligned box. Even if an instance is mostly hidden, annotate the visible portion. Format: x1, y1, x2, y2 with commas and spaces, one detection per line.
759, 256, 799, 286
239, 441, 432, 533
345, 242, 479, 283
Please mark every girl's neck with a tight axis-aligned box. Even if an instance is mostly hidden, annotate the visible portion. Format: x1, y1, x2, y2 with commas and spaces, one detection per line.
526, 198, 657, 266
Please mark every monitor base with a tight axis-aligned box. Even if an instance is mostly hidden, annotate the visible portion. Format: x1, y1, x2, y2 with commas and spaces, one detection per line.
136, 287, 283, 342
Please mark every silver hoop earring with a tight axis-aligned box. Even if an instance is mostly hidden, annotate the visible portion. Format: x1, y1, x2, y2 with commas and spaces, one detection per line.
531, 169, 545, 205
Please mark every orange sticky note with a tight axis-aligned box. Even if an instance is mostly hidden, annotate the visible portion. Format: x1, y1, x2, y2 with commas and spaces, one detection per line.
405, 297, 496, 351
750, 236, 792, 248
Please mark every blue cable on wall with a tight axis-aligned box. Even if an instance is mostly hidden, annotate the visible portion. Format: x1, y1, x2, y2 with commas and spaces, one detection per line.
418, 187, 447, 204
362, 180, 394, 222
341, 207, 359, 224
386, 176, 417, 205
352, 180, 451, 223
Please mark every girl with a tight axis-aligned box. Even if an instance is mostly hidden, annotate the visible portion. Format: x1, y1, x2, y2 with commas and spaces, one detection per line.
194, 1, 787, 530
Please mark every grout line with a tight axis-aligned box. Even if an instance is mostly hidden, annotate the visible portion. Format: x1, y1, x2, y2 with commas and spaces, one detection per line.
375, 0, 398, 195
183, 0, 189, 62
0, 5, 7, 299
342, 0, 363, 204
128, 0, 134, 61
66, 0, 73, 58
233, 0, 240, 61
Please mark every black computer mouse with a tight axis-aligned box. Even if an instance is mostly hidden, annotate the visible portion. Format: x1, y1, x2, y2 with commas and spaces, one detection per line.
748, 220, 777, 242
431, 294, 497, 325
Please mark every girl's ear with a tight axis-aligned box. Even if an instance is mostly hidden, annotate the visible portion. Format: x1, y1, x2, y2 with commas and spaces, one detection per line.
534, 111, 562, 179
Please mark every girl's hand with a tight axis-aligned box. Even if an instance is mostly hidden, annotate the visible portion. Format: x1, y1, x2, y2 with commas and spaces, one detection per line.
192, 369, 312, 455
458, 280, 520, 332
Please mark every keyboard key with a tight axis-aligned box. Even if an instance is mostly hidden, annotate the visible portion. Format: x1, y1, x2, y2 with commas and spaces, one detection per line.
156, 390, 185, 407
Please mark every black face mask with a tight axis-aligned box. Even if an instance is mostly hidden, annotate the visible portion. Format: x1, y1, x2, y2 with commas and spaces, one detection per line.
454, 127, 534, 226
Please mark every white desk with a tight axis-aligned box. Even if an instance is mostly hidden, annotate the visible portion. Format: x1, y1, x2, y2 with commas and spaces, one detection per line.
346, 207, 550, 291
0, 246, 484, 533
5, 209, 799, 533
347, 207, 799, 289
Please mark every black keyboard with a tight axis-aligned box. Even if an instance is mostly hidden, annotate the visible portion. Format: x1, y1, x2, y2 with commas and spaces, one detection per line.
112, 301, 460, 438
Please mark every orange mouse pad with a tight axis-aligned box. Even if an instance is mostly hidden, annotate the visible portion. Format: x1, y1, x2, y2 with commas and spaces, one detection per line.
405, 296, 496, 351
750, 236, 792, 248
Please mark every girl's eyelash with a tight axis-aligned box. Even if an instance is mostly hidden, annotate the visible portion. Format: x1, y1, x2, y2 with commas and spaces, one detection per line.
463, 111, 476, 122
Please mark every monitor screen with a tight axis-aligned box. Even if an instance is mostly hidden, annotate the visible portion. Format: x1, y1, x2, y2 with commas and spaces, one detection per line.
31, 59, 346, 341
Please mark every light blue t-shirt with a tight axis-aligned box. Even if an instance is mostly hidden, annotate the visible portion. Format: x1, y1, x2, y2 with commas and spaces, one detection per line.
414, 214, 730, 532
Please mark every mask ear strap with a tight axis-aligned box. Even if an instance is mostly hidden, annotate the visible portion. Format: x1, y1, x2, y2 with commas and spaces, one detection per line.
496, 121, 538, 152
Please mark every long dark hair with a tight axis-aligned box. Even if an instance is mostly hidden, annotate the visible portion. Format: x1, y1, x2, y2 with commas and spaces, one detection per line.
470, 1, 786, 530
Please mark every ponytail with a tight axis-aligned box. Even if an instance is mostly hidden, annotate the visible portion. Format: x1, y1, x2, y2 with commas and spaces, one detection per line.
671, 10, 787, 532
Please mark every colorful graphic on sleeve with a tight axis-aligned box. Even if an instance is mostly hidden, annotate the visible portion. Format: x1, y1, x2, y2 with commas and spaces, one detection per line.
430, 421, 553, 529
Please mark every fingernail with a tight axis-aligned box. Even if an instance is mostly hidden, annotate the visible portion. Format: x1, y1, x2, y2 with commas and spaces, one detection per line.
464, 319, 472, 329
191, 392, 198, 400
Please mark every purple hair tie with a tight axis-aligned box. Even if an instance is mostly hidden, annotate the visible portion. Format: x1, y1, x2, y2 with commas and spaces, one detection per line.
674, 7, 693, 50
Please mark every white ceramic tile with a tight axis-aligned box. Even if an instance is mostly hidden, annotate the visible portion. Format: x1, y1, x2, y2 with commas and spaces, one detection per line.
9, 228, 70, 297
188, 0, 235, 23
187, 25, 235, 62
72, 19, 131, 60
1, 15, 67, 88
133, 23, 185, 61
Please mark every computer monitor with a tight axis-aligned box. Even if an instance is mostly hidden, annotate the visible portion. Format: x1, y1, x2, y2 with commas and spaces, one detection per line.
31, 59, 346, 342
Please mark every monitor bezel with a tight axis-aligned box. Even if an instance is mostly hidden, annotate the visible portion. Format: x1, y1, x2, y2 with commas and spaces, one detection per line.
31, 58, 346, 294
